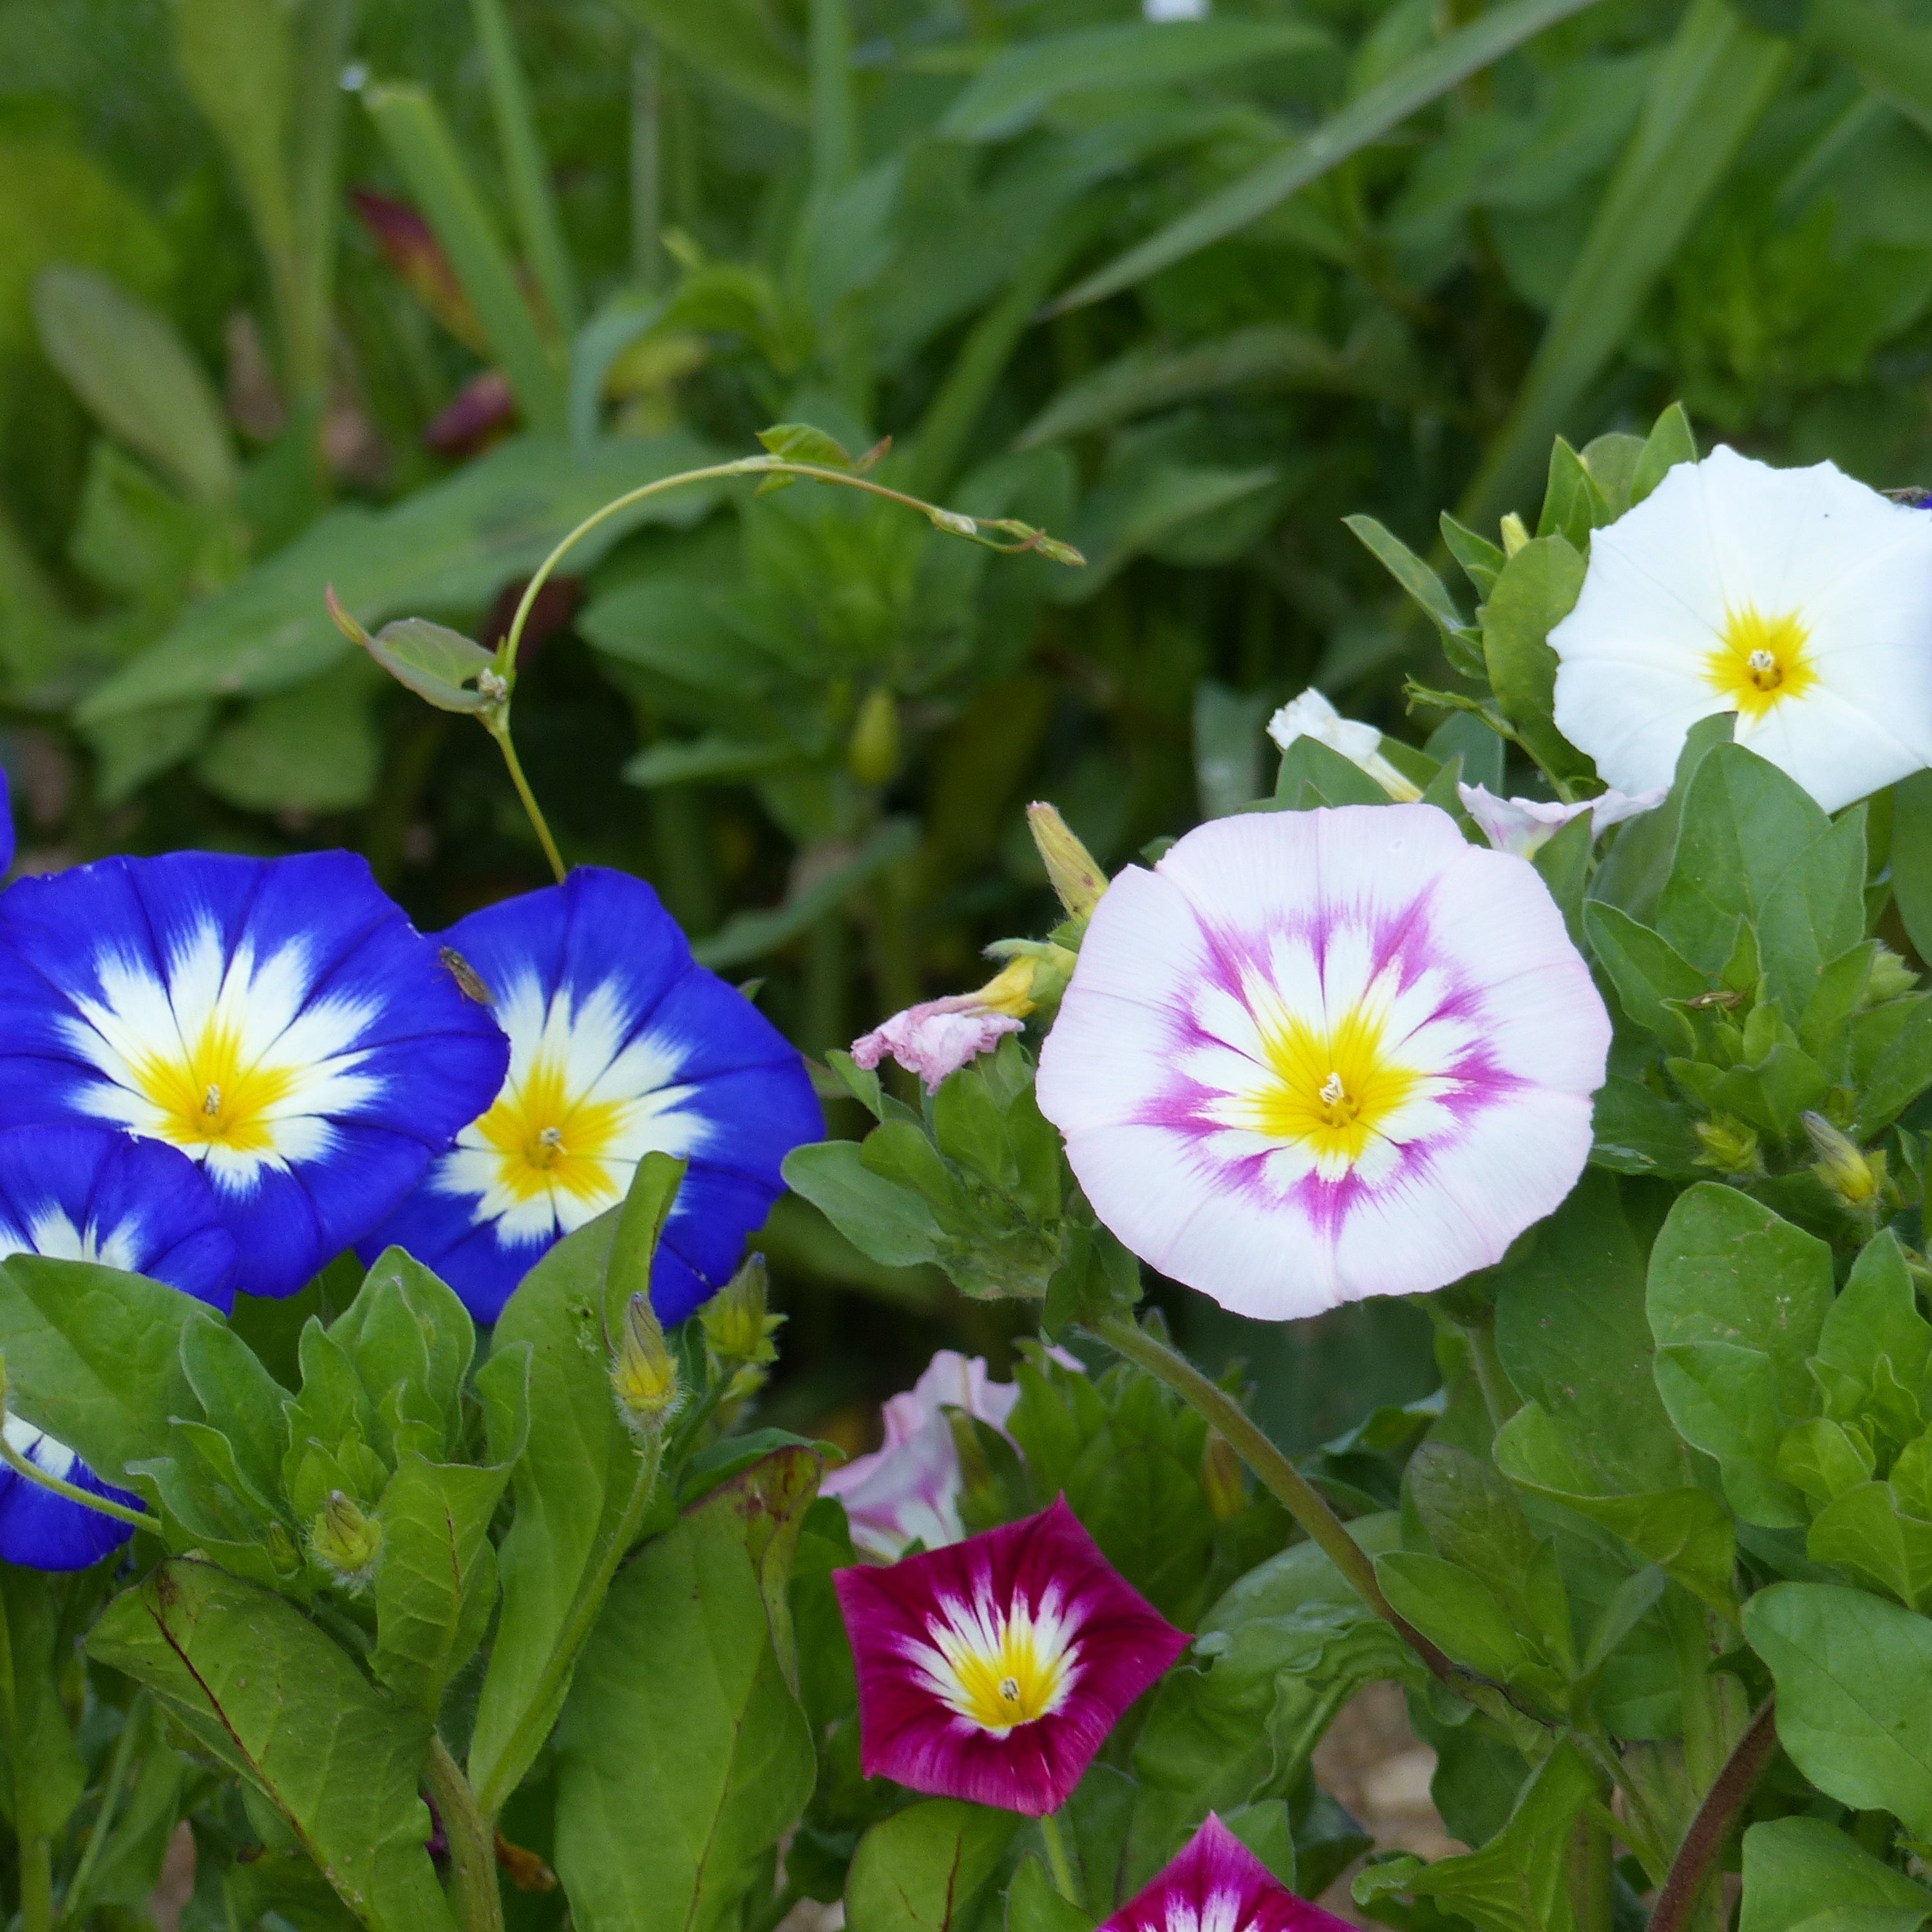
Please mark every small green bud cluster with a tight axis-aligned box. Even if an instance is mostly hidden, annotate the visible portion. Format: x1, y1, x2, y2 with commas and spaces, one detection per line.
611, 1291, 683, 1434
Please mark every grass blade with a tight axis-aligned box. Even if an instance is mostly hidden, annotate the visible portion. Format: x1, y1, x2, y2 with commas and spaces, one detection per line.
1459, 0, 1789, 529
1047, 0, 1606, 316
471, 0, 580, 334
364, 83, 568, 436
1814, 0, 1932, 138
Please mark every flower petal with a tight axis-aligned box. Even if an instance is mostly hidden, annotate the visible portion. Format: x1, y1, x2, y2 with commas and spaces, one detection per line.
1101, 1814, 1351, 1932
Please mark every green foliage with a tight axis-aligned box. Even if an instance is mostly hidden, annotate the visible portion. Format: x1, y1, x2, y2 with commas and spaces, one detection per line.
846, 1801, 1019, 1932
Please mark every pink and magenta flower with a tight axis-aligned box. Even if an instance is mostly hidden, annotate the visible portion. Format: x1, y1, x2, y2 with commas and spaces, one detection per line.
821, 1350, 1024, 1560
1103, 1815, 1351, 1932
834, 1496, 1188, 1815
1036, 805, 1609, 1318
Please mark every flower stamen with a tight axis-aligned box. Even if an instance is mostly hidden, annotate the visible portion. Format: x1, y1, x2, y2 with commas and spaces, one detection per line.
910, 1587, 1083, 1737
1705, 604, 1817, 721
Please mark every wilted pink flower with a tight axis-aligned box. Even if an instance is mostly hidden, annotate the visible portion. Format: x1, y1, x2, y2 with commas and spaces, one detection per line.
1103, 1815, 1350, 1932
851, 997, 1024, 1093
835, 1497, 1188, 1815
822, 1350, 1023, 1560
1457, 781, 1664, 858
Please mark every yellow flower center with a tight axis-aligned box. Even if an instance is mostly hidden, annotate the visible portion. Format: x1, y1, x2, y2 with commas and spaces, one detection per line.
920, 1595, 1079, 1736
1705, 605, 1817, 721
1243, 1001, 1424, 1170
127, 1020, 298, 1154
475, 1052, 629, 1208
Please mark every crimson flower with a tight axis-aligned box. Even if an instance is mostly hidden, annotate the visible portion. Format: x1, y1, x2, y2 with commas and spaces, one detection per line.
833, 1497, 1187, 1815
1103, 1815, 1352, 1932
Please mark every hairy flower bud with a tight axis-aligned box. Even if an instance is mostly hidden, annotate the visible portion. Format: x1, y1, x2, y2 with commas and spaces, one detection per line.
1868, 946, 1919, 1006
1200, 1431, 1245, 1522
612, 1291, 682, 1432
1026, 802, 1108, 926
1499, 511, 1530, 556
1693, 1113, 1763, 1179
310, 1490, 381, 1592
1803, 1112, 1885, 1210
703, 1254, 784, 1412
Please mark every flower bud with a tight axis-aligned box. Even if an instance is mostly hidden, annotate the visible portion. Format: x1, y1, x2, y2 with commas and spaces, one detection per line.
1868, 947, 1919, 1006
1200, 1431, 1245, 1522
1266, 689, 1422, 803
1027, 802, 1108, 925
612, 1291, 682, 1432
1803, 1112, 1885, 1209
1499, 512, 1530, 557
310, 1490, 381, 1592
702, 1254, 784, 1405
1693, 1113, 1763, 1179
267, 1520, 303, 1576
848, 688, 901, 786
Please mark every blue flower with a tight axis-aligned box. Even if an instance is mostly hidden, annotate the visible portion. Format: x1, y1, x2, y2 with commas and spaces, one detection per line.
0, 1124, 236, 1569
363, 867, 822, 1323
0, 851, 509, 1298
0, 760, 14, 878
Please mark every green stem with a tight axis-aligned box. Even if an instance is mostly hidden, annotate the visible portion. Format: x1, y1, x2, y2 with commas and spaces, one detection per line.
494, 459, 1072, 688
472, 1428, 665, 1821
60, 1695, 146, 1924
484, 717, 567, 886
424, 1734, 504, 1932
1647, 1700, 1778, 1932
0, 1435, 147, 1531
1039, 1809, 1079, 1906
1089, 1313, 1451, 1680
1463, 1318, 1520, 1435
19, 1830, 51, 1932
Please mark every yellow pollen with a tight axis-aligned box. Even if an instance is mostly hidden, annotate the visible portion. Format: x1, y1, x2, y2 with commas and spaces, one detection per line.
128, 1022, 298, 1153
1240, 1000, 1423, 1169
1705, 605, 1817, 721
476, 1053, 627, 1206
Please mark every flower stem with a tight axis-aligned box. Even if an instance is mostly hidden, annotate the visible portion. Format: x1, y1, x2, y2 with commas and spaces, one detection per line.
482, 716, 567, 885
1039, 1808, 1079, 1906
0, 1436, 147, 1531
424, 1734, 504, 1932
471, 1427, 665, 1821
60, 1694, 147, 1924
1646, 1699, 1778, 1932
1088, 1313, 1452, 1681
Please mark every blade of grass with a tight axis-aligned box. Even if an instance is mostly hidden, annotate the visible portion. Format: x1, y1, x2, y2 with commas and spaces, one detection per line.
289, 0, 355, 407
471, 0, 580, 334
1458, 0, 1789, 531
1046, 0, 1606, 316
364, 83, 568, 436
1813, 0, 1932, 138
810, 0, 856, 199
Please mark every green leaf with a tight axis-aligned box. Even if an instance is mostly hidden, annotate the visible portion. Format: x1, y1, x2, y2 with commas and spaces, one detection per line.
1648, 1186, 1832, 1527
199, 665, 382, 814
470, 0, 578, 333
1459, 0, 1790, 527
467, 1214, 652, 1816
1806, 1482, 1932, 1613
695, 819, 920, 969
782, 1141, 948, 1269
178, 1315, 290, 1506
1582, 904, 1705, 1049
1818, 1233, 1931, 1403
0, 1572, 85, 1843
1049, 0, 1604, 313
0, 1255, 209, 1488
88, 1560, 455, 1932
1352, 1741, 1597, 1932
1378, 1551, 1536, 1683
356, 614, 498, 715
1893, 772, 1932, 966
614, 0, 808, 125
1481, 535, 1590, 781
1343, 514, 1472, 645
79, 433, 724, 718
1755, 810, 1869, 1016
847, 1800, 1019, 1932
625, 735, 799, 788
363, 83, 566, 435
1631, 402, 1698, 504
1849, 996, 1932, 1139
1537, 437, 1612, 549
941, 21, 1331, 142
553, 1451, 821, 1932
1007, 1854, 1096, 1932
33, 266, 236, 503
1740, 1816, 1932, 1932
1745, 1582, 1932, 1840
755, 421, 856, 468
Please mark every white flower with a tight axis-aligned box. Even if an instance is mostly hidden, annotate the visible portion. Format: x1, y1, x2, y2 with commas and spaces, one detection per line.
1549, 446, 1932, 815
820, 1351, 1023, 1559
1457, 782, 1664, 858
1036, 805, 1609, 1320
1266, 688, 1421, 802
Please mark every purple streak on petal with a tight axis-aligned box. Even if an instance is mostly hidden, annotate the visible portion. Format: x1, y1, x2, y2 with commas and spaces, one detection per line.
833, 1496, 1188, 1816
1101, 1815, 1354, 1932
